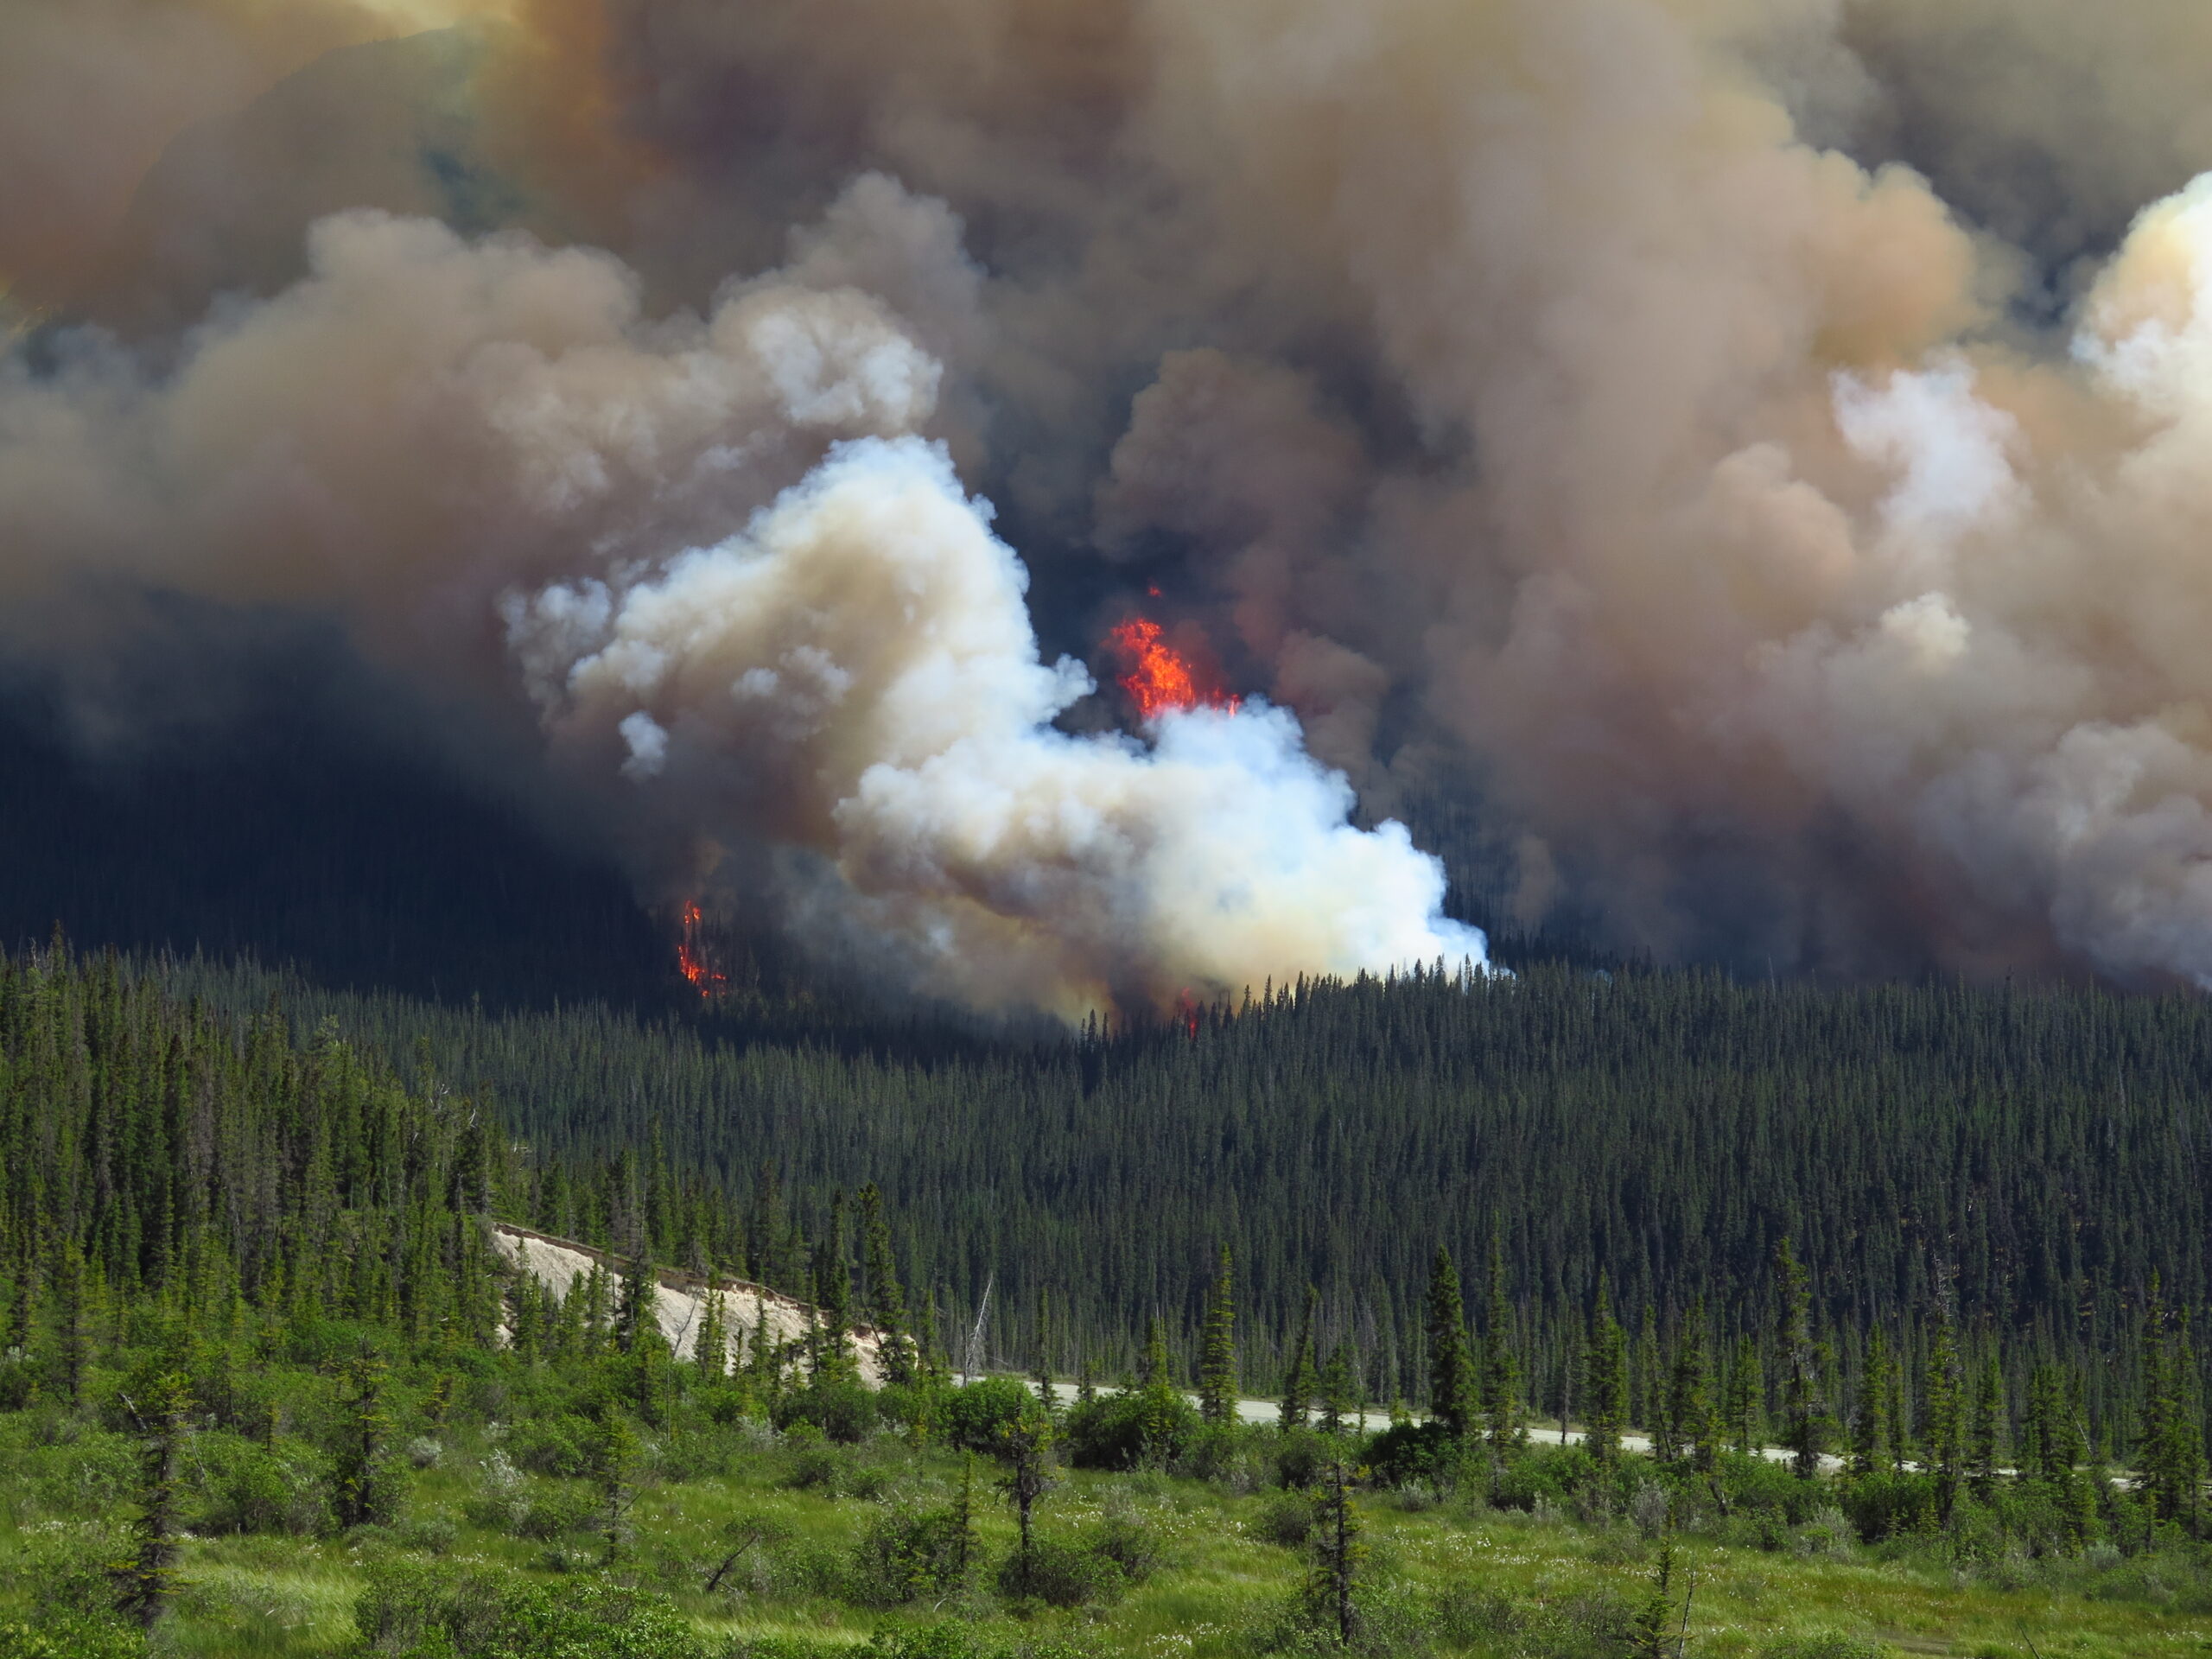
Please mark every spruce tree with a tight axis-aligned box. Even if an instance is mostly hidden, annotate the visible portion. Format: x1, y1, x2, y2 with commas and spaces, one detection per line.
585, 1407, 640, 1568
1198, 1245, 1238, 1425
1281, 1285, 1319, 1431
1850, 1327, 1895, 1479
1033, 1284, 1059, 1418
1669, 1300, 1719, 1473
113, 1368, 193, 1630
2138, 1280, 2207, 1529
1305, 1456, 1365, 1649
52, 1243, 86, 1406
1923, 1304, 1964, 1524
1424, 1246, 1476, 1440
997, 1406, 1057, 1594
857, 1182, 914, 1384
1135, 1315, 1184, 1461
1631, 1305, 1659, 1433
1968, 1351, 2005, 1497
1479, 1236, 1524, 1450
2024, 1361, 2095, 1546
1583, 1276, 1629, 1465
1723, 1334, 1763, 1455
1775, 1239, 1829, 1479
815, 1190, 853, 1375
1319, 1338, 1357, 1436
695, 1283, 728, 1380
333, 1348, 399, 1530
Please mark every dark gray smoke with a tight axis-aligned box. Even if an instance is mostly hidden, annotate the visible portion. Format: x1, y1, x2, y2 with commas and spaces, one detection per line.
16, 0, 2212, 1001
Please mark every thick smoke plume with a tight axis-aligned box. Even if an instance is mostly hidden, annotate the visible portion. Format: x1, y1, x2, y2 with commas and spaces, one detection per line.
25, 0, 2212, 999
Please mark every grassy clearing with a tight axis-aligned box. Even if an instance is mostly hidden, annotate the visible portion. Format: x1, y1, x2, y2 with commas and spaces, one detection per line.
3, 1408, 2207, 1659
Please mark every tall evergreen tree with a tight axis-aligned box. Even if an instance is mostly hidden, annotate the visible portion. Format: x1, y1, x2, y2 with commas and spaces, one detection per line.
1923, 1302, 1965, 1524
1425, 1246, 1476, 1440
1319, 1339, 1357, 1437
1849, 1326, 1896, 1479
1723, 1333, 1763, 1455
2137, 1279, 2207, 1530
113, 1368, 193, 1630
1968, 1351, 2005, 1497
1775, 1239, 1829, 1480
1198, 1245, 1238, 1425
1479, 1236, 1524, 1450
1281, 1286, 1319, 1431
815, 1189, 853, 1372
857, 1181, 914, 1384
1583, 1276, 1629, 1465
1668, 1300, 1719, 1474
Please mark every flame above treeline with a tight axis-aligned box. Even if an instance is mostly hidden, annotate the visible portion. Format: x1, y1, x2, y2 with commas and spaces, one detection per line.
675, 901, 726, 998
1108, 618, 1240, 722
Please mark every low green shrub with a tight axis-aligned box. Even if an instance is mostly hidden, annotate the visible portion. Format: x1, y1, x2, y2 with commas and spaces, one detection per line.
939, 1378, 1036, 1454
850, 1503, 977, 1604
996, 1537, 1123, 1607
1759, 1635, 1887, 1659
773, 1381, 877, 1445
353, 1559, 708, 1657
1060, 1387, 1198, 1471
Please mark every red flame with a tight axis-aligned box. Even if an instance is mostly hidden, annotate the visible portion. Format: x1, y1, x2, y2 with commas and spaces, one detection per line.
676, 901, 727, 997
1107, 618, 1240, 721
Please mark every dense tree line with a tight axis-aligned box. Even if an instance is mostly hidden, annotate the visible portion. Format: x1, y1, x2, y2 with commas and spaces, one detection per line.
0, 938, 2205, 1656
116, 944, 2212, 1466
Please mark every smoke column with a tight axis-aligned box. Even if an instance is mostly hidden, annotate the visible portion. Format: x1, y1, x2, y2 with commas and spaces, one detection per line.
24, 0, 2212, 996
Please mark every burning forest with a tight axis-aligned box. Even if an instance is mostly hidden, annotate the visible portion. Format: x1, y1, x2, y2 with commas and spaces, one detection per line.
16, 0, 2212, 1006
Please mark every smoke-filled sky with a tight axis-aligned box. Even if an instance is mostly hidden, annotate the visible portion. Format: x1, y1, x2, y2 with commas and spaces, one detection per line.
18, 0, 2212, 1010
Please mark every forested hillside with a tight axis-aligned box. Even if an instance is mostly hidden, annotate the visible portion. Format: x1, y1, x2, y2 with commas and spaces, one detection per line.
130, 947, 2212, 1461
2, 942, 2208, 1659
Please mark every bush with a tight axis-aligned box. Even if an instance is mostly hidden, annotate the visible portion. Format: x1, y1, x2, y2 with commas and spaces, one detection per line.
1760, 1637, 1886, 1659
1179, 1421, 1268, 1488
775, 1380, 877, 1445
0, 1618, 140, 1659
190, 1430, 328, 1536
1715, 1452, 1827, 1525
1362, 1421, 1470, 1491
1256, 1490, 1314, 1548
1088, 1508, 1165, 1583
1061, 1387, 1199, 1471
782, 1433, 858, 1496
1275, 1428, 1332, 1491
506, 1414, 594, 1478
850, 1505, 977, 1604
695, 1384, 758, 1427
1840, 1470, 1936, 1543
940, 1377, 1038, 1454
723, 1640, 842, 1659
353, 1560, 709, 1657
996, 1537, 1123, 1608
874, 1381, 952, 1438
514, 1485, 599, 1541
861, 1624, 987, 1659
1487, 1442, 1595, 1512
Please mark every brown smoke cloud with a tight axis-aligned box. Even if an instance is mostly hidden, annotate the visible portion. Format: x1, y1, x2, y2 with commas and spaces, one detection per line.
22, 0, 2212, 996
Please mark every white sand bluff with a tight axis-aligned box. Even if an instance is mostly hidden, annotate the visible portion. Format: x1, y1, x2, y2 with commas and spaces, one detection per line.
491, 1222, 893, 1385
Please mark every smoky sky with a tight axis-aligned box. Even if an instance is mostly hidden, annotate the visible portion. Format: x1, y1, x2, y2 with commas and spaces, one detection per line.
17, 0, 2212, 1007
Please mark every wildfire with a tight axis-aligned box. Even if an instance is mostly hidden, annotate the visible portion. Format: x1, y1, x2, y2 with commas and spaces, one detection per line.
675, 900, 727, 997
1106, 618, 1240, 722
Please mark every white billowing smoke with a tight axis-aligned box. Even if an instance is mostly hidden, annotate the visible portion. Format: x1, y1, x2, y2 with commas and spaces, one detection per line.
40, 0, 2212, 993
507, 435, 1487, 1018
0, 171, 1485, 1018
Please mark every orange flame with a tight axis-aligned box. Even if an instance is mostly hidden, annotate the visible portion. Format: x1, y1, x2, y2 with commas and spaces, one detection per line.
1107, 618, 1239, 721
676, 900, 727, 997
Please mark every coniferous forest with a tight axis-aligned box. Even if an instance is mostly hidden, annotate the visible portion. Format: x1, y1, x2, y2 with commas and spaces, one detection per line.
0, 938, 2208, 1658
